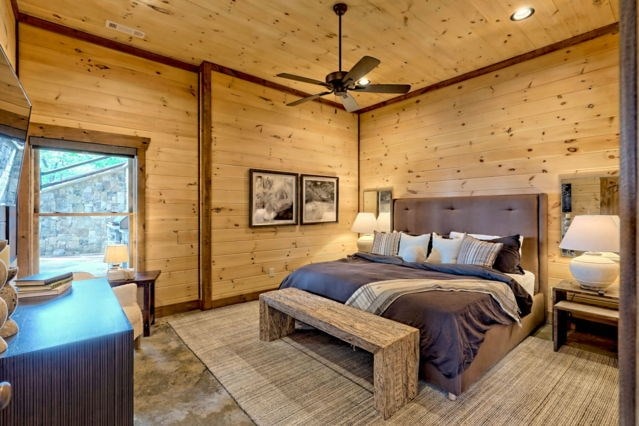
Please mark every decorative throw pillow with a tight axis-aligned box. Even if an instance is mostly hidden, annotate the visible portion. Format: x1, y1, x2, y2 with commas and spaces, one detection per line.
457, 236, 503, 268
427, 234, 464, 263
371, 231, 401, 256
487, 234, 524, 274
398, 232, 431, 260
450, 231, 524, 255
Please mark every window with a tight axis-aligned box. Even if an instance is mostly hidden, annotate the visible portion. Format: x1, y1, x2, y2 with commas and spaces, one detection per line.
31, 143, 138, 276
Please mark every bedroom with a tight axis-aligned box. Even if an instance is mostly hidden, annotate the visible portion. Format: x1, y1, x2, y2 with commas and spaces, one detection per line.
0, 0, 635, 424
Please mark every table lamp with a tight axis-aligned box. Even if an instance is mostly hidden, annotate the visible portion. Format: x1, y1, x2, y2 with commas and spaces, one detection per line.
104, 244, 129, 280
351, 212, 377, 252
559, 215, 620, 290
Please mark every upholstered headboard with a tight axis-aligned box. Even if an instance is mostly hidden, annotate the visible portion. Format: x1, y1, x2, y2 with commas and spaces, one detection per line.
393, 194, 548, 294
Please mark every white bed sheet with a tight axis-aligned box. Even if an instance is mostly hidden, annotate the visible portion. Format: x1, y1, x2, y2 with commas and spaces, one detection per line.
506, 270, 536, 296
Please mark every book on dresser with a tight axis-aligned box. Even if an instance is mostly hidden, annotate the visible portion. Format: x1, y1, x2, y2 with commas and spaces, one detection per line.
14, 271, 74, 300
15, 271, 73, 286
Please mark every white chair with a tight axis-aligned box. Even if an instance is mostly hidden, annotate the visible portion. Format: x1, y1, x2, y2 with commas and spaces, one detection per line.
73, 272, 143, 348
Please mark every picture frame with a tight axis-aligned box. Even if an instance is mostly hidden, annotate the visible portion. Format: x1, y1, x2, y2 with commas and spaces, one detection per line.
249, 169, 298, 227
300, 174, 339, 224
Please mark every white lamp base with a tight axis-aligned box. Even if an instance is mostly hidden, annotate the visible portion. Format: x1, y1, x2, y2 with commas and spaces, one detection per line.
356, 234, 374, 252
569, 252, 619, 290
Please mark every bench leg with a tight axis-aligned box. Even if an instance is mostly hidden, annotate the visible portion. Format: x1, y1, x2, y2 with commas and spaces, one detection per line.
259, 298, 295, 341
373, 332, 419, 419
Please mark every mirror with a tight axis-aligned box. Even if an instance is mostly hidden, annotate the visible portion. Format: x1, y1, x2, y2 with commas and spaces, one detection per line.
362, 188, 392, 232
560, 174, 619, 256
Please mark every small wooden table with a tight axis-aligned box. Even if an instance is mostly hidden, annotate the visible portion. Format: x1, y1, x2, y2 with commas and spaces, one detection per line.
552, 280, 619, 351
259, 288, 419, 419
109, 270, 161, 337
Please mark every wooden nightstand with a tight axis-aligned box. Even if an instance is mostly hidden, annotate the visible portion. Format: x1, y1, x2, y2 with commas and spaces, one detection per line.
552, 280, 619, 352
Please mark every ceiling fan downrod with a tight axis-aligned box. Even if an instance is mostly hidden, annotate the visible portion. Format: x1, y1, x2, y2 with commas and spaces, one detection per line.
333, 3, 348, 72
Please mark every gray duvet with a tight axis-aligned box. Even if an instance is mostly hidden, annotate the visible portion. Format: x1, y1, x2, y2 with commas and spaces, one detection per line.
279, 252, 533, 378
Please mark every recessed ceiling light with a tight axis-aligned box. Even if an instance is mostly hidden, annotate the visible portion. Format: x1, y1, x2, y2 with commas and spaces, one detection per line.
357, 78, 370, 86
510, 7, 535, 21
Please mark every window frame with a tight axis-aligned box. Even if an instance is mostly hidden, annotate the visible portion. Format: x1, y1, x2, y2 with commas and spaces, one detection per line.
18, 124, 149, 276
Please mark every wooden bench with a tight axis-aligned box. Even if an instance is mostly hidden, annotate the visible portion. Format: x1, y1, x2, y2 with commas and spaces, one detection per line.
259, 287, 419, 419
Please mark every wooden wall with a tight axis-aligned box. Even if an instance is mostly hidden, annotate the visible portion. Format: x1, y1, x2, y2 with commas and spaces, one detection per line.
19, 24, 200, 307
359, 33, 620, 306
0, 0, 16, 69
209, 72, 358, 302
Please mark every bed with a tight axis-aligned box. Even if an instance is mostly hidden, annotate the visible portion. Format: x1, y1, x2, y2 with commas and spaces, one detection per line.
280, 193, 548, 396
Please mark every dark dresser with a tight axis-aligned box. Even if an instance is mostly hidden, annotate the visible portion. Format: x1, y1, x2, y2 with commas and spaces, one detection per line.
0, 278, 134, 425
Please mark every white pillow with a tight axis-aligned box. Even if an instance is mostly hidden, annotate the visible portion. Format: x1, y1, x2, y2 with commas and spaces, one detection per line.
398, 232, 430, 259
427, 234, 464, 263
399, 244, 426, 262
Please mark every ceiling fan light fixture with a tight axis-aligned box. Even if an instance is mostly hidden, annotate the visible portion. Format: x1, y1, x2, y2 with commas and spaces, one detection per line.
510, 7, 535, 21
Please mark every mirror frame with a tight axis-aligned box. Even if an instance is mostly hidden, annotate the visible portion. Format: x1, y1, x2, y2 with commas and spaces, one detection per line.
362, 188, 392, 232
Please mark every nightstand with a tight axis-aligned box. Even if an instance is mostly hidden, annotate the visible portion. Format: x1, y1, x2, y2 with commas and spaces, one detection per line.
108, 270, 161, 337
552, 280, 619, 351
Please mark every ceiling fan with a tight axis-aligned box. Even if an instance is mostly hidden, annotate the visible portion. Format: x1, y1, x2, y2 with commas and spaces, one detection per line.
277, 3, 411, 112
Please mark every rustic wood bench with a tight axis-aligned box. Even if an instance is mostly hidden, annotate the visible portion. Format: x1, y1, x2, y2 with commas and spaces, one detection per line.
259, 287, 419, 419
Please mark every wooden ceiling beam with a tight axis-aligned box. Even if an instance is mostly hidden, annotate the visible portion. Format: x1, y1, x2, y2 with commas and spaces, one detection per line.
357, 22, 620, 114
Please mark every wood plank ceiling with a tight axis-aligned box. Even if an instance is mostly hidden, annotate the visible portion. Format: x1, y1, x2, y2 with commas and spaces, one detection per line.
16, 0, 619, 111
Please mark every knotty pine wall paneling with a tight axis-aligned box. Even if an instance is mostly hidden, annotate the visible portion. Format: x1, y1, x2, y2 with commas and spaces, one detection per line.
19, 25, 199, 307
359, 33, 620, 308
0, 0, 16, 69
210, 71, 358, 302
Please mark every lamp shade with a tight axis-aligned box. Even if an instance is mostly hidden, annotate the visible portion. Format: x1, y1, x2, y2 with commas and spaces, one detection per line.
351, 212, 377, 234
104, 244, 129, 264
559, 215, 620, 252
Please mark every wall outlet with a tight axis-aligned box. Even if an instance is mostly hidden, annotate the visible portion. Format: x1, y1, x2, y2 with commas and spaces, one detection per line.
268, 267, 275, 278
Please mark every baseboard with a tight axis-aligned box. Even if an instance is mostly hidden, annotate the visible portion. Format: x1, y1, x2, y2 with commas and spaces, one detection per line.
156, 290, 270, 317
155, 300, 200, 318
211, 290, 267, 308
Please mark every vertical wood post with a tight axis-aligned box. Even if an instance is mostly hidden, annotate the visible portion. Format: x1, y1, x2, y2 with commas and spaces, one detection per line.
619, 0, 637, 424
199, 61, 213, 310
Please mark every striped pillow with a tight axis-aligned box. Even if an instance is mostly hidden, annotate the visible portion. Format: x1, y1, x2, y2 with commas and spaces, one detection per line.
457, 236, 503, 268
371, 231, 401, 256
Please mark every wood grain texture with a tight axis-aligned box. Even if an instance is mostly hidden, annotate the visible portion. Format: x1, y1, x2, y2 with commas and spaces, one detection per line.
19, 25, 199, 307
0, 0, 16, 69
209, 71, 358, 302
359, 33, 620, 312
618, 0, 637, 422
199, 61, 213, 310
15, 0, 619, 110
259, 287, 418, 419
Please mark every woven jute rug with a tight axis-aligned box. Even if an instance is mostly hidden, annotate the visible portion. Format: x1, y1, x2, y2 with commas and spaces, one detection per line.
169, 301, 618, 425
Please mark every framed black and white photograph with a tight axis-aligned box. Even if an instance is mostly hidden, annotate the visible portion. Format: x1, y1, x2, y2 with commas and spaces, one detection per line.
300, 174, 338, 224
249, 169, 298, 227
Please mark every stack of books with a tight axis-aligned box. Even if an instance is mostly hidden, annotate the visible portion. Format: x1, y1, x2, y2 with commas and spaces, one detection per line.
14, 271, 74, 300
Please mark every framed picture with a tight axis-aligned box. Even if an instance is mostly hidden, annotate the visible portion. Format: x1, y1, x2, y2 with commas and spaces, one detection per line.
300, 174, 339, 224
249, 169, 298, 227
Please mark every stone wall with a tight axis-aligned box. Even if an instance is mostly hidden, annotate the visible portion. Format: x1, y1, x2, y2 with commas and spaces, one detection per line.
39, 165, 129, 257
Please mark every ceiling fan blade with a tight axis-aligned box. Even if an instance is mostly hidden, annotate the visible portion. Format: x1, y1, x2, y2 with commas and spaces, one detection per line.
339, 92, 359, 112
287, 91, 333, 107
353, 83, 411, 94
342, 56, 381, 86
277, 73, 330, 88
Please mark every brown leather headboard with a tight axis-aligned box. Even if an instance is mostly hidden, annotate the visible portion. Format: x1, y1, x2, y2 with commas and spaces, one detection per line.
393, 194, 548, 294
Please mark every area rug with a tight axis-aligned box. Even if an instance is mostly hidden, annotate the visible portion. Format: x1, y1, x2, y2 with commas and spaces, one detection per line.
169, 301, 618, 425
